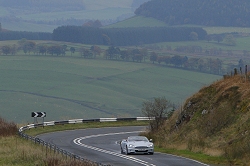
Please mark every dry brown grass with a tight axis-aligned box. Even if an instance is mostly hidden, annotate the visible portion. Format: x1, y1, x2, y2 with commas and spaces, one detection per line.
44, 157, 97, 166
0, 117, 18, 137
0, 135, 98, 166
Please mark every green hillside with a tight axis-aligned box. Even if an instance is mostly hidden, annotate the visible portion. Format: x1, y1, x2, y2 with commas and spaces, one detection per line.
0, 21, 57, 33
105, 16, 168, 28
19, 8, 133, 21
107, 16, 250, 35
0, 54, 220, 123
0, 0, 135, 10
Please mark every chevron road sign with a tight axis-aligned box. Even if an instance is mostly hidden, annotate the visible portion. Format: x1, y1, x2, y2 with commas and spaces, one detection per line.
31, 112, 46, 118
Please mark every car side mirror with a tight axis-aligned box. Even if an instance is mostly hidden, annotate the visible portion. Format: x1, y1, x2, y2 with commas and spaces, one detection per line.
149, 139, 153, 142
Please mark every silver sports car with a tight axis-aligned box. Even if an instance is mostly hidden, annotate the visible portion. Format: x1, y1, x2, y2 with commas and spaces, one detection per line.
120, 136, 154, 155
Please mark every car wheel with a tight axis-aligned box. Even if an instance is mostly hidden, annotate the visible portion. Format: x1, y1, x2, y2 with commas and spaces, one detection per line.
120, 146, 123, 154
125, 146, 129, 155
149, 152, 154, 155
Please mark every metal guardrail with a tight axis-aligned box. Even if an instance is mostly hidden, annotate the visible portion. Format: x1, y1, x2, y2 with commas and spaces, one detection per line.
18, 117, 154, 166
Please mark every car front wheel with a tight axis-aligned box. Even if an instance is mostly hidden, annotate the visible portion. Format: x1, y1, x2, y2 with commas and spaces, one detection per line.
120, 146, 123, 154
125, 146, 129, 155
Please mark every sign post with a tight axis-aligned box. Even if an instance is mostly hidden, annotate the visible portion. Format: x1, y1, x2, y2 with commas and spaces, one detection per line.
31, 112, 46, 124
245, 65, 248, 82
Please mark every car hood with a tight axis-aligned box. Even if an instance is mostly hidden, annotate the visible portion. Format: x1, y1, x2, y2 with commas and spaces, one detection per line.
128, 141, 153, 146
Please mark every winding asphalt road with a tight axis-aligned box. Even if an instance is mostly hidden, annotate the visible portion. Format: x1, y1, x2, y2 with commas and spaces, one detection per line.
37, 126, 209, 166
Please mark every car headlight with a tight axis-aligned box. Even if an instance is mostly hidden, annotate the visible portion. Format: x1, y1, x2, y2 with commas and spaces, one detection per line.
147, 144, 153, 148
128, 144, 135, 148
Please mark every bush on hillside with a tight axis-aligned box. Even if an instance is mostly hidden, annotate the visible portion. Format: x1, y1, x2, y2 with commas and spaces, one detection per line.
141, 97, 174, 132
0, 116, 18, 137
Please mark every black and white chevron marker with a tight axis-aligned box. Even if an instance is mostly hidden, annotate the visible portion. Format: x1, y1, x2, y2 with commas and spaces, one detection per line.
31, 112, 46, 117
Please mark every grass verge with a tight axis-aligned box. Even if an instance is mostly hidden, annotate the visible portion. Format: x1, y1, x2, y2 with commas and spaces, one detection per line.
155, 147, 228, 166
0, 136, 97, 166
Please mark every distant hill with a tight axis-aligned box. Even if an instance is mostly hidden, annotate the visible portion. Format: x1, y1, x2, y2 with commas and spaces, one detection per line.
0, 0, 149, 32
135, 0, 250, 27
0, 0, 149, 11
149, 74, 250, 165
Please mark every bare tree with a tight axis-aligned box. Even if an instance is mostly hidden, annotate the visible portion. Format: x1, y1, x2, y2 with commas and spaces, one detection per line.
141, 97, 174, 132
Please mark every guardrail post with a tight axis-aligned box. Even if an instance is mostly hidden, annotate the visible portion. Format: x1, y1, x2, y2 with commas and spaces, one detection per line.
54, 145, 56, 155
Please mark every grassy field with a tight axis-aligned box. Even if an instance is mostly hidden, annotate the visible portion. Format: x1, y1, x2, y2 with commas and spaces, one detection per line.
0, 6, 9, 15
0, 0, 135, 19
203, 26, 250, 34
155, 36, 250, 51
106, 16, 250, 34
0, 53, 220, 124
1, 21, 57, 33
19, 8, 133, 21
105, 16, 168, 28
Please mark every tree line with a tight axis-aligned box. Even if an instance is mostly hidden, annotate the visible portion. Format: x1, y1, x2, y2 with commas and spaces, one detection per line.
0, 39, 102, 57
103, 46, 224, 75
0, 39, 65, 56
135, 0, 250, 27
52, 26, 207, 46
2, 39, 242, 75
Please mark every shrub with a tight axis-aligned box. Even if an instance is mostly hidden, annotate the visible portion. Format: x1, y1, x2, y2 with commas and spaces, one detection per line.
224, 137, 250, 164
0, 116, 18, 137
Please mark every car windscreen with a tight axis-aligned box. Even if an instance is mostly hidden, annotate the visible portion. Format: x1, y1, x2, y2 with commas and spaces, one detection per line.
128, 136, 148, 142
